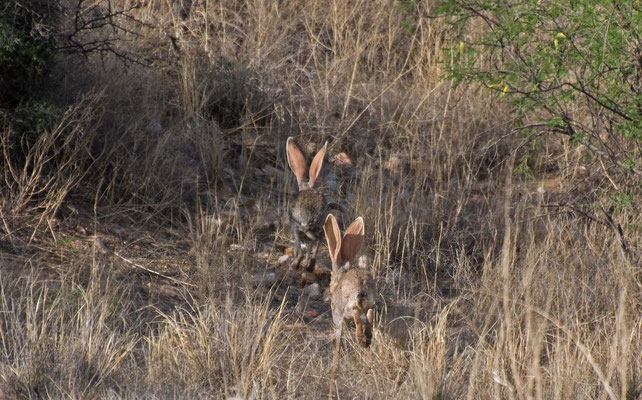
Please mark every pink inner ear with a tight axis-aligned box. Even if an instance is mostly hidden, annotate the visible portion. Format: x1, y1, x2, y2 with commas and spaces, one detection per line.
286, 137, 307, 186
340, 217, 364, 264
323, 214, 341, 266
308, 141, 327, 188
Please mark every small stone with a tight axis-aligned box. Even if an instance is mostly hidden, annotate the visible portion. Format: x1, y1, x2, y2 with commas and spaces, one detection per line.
358, 254, 370, 269
229, 244, 245, 251
323, 287, 332, 302
94, 236, 112, 255
385, 155, 403, 173
325, 171, 339, 191
303, 282, 321, 299
262, 166, 280, 179
301, 271, 316, 283
252, 271, 278, 286
312, 263, 331, 281
331, 152, 353, 167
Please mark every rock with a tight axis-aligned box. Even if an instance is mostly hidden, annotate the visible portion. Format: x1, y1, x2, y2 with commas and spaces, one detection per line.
331, 152, 353, 167
302, 282, 321, 299
229, 243, 245, 251
312, 263, 331, 281
228, 241, 256, 252
385, 154, 404, 173
323, 286, 332, 302
300, 271, 316, 283
283, 268, 300, 284
94, 236, 113, 255
358, 254, 370, 269
252, 271, 278, 286
325, 171, 339, 191
262, 166, 281, 179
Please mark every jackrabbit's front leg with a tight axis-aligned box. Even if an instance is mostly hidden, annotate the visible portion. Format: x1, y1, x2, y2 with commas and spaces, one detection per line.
290, 220, 304, 270
304, 238, 321, 272
353, 313, 365, 347
334, 321, 343, 346
354, 312, 373, 348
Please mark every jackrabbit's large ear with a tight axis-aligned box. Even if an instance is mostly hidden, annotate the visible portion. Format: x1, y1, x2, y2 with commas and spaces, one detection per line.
324, 214, 341, 267
308, 141, 327, 188
286, 137, 307, 188
340, 217, 365, 265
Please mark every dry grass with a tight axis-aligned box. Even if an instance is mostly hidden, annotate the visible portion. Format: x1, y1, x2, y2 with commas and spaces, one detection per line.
1, 0, 641, 398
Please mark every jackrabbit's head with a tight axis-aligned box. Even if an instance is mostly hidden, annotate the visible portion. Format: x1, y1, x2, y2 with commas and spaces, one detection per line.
324, 214, 376, 347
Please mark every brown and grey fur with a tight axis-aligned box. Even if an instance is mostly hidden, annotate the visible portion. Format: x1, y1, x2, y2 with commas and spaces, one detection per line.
323, 214, 376, 348
286, 137, 330, 271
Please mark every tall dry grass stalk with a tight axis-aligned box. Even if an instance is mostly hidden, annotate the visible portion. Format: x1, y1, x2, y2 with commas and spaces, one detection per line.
0, 268, 138, 398
146, 293, 292, 398
1, 94, 103, 220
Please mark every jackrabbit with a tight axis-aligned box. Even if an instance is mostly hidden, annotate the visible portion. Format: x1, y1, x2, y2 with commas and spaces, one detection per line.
286, 137, 330, 271
323, 214, 376, 348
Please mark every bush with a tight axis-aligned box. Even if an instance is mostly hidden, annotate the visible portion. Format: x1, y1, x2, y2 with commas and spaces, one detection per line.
439, 0, 642, 184
0, 0, 56, 107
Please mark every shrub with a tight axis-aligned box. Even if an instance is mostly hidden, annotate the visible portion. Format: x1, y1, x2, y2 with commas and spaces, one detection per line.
439, 0, 642, 184
0, 0, 56, 107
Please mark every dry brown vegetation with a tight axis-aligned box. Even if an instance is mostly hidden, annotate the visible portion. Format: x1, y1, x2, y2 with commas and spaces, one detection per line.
1, 0, 641, 399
